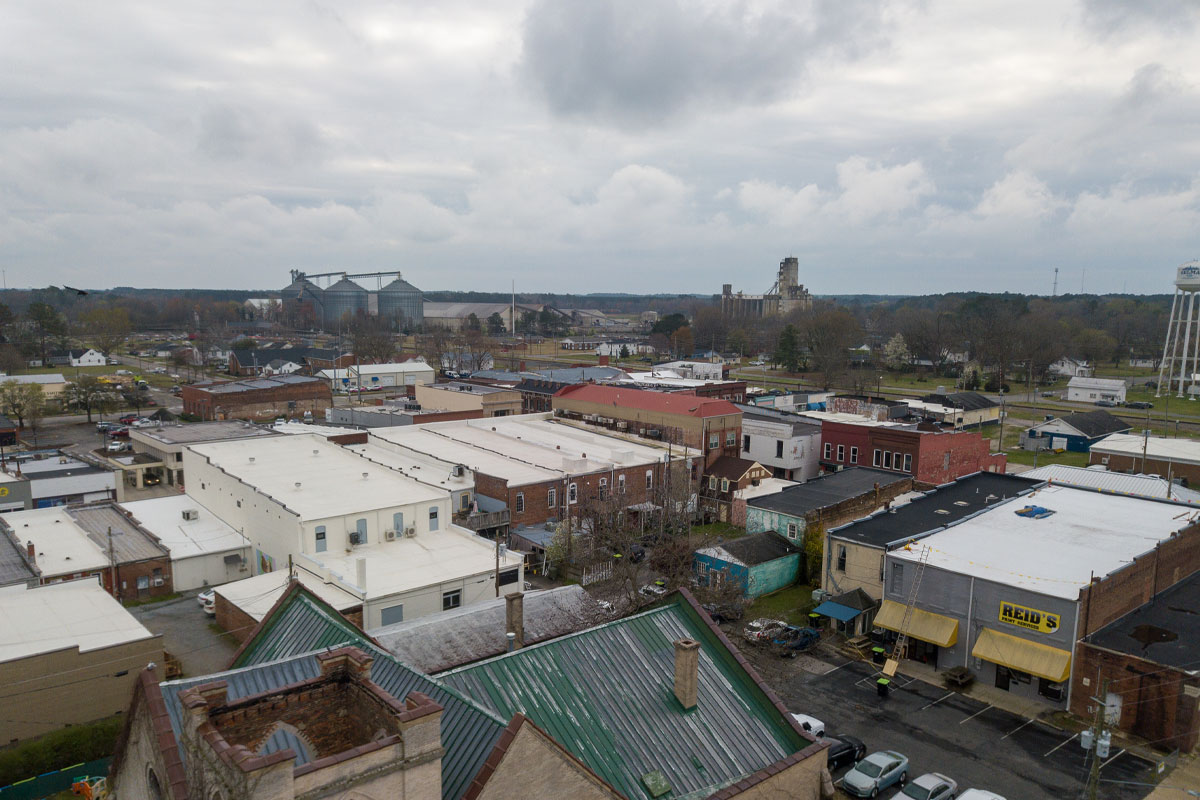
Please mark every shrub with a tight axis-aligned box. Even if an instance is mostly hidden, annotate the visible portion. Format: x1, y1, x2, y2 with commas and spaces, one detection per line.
0, 715, 123, 787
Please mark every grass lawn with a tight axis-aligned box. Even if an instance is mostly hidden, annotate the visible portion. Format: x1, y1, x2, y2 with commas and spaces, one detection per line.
691, 521, 744, 540
745, 583, 817, 626
1002, 448, 1090, 467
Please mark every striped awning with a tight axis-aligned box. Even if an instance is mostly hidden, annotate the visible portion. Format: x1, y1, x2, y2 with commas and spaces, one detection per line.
874, 599, 959, 648
971, 627, 1072, 683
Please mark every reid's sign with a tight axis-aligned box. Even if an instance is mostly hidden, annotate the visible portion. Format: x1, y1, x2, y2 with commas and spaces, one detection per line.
999, 601, 1060, 634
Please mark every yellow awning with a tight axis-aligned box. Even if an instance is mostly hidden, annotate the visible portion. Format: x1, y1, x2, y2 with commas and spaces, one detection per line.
972, 627, 1072, 683
873, 599, 959, 648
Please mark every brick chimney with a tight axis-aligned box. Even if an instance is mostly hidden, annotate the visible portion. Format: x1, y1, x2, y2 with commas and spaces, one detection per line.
673, 638, 700, 710
25, 541, 34, 563
505, 591, 524, 649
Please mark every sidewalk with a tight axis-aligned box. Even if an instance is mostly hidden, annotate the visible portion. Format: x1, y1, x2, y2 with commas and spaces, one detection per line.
1144, 754, 1200, 798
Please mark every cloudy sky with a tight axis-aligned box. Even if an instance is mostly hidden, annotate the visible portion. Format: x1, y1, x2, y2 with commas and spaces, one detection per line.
3, 0, 1199, 295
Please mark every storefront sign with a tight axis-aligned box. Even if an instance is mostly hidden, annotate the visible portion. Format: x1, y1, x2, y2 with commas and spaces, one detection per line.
998, 601, 1060, 634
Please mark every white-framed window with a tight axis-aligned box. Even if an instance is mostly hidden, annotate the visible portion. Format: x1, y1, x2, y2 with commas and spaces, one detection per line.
786, 522, 799, 540
720, 478, 730, 493
599, 477, 609, 501
442, 589, 462, 611
315, 525, 326, 553
824, 443, 832, 459
725, 430, 736, 447
893, 452, 902, 471
837, 444, 845, 462
646, 470, 653, 490
873, 449, 882, 467
568, 482, 578, 503
515, 492, 525, 513
708, 475, 717, 490
460, 493, 470, 511
903, 453, 913, 473
850, 446, 858, 464
883, 451, 893, 469
548, 487, 556, 508
618, 474, 626, 494
709, 433, 719, 449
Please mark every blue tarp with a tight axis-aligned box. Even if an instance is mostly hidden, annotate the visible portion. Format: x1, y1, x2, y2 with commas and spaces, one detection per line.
812, 600, 862, 623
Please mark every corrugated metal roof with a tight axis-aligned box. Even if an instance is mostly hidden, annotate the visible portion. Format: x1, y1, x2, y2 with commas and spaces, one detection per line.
67, 504, 168, 563
439, 597, 807, 800
213, 590, 506, 800
1019, 465, 1200, 503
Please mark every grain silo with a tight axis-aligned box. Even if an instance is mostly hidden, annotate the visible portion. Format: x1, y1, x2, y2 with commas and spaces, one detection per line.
322, 276, 369, 329
281, 271, 325, 328
378, 275, 424, 328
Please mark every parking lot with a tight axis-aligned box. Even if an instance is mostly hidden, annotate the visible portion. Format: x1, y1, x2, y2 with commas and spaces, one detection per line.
129, 590, 240, 678
739, 641, 1157, 799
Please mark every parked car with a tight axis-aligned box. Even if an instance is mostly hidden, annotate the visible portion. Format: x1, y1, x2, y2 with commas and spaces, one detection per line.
790, 713, 824, 738
202, 596, 216, 616
701, 602, 744, 624
742, 618, 788, 643
825, 735, 867, 771
1126, 401, 1153, 409
106, 441, 131, 453
96, 421, 121, 432
638, 580, 669, 598
957, 791, 1005, 800
169, 386, 182, 395
107, 358, 119, 365
893, 773, 956, 800
198, 588, 215, 607
1095, 399, 1117, 407
143, 473, 162, 487
118, 414, 139, 424
109, 427, 130, 438
842, 750, 909, 798
771, 626, 820, 657
116, 369, 132, 376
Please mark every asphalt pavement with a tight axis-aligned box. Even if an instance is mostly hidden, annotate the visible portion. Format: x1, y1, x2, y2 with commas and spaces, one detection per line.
741, 644, 1157, 799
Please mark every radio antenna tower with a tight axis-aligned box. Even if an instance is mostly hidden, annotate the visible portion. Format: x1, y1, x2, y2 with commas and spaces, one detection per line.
1157, 261, 1200, 398
1052, 267, 1058, 297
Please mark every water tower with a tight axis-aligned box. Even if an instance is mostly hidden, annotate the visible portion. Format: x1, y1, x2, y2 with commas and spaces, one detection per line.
1157, 260, 1200, 397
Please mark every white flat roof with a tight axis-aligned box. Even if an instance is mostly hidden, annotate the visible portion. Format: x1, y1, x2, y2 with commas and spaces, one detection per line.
735, 478, 797, 501
1019, 465, 1200, 503
891, 485, 1200, 599
214, 569, 361, 621
369, 428, 562, 487
798, 410, 912, 428
120, 496, 249, 560
132, 420, 280, 448
307, 526, 522, 600
187, 434, 448, 520
346, 442, 474, 493
272, 420, 357, 437
1090, 433, 1200, 466
0, 580, 157, 662
8, 506, 109, 574
317, 362, 433, 380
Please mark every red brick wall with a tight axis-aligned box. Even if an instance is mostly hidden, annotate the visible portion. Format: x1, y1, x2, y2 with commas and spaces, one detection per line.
184, 380, 332, 421
478, 464, 672, 527
215, 592, 260, 643
1078, 524, 1200, 637
1091, 452, 1200, 486
1071, 642, 1200, 752
914, 429, 1006, 484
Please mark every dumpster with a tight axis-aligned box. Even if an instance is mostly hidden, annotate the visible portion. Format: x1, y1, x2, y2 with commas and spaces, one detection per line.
876, 678, 891, 699
871, 646, 886, 665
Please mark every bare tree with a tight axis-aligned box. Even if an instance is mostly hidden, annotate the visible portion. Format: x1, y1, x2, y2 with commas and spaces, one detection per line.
801, 307, 860, 389
81, 306, 131, 355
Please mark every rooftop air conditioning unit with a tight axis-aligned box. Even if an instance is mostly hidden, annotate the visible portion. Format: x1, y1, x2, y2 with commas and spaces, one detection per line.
384, 529, 396, 541
181, 509, 199, 521
404, 527, 417, 538
349, 531, 363, 545
452, 465, 465, 477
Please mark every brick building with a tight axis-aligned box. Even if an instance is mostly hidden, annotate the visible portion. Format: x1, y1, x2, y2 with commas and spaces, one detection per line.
553, 384, 741, 467
700, 456, 772, 523
811, 413, 1005, 486
1089, 433, 1200, 486
515, 377, 571, 413
183, 375, 333, 421
414, 381, 522, 417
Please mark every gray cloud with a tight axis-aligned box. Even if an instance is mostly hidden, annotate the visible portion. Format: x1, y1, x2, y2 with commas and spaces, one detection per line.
1081, 0, 1200, 37
518, 0, 894, 126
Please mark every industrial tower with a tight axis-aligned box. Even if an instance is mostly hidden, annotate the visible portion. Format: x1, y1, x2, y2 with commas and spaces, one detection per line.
1156, 261, 1200, 398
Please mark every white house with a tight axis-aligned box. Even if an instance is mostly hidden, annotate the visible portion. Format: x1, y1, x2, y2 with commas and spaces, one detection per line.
738, 405, 822, 481
185, 433, 522, 629
318, 361, 436, 391
120, 495, 251, 590
653, 360, 725, 381
260, 358, 303, 376
1066, 376, 1126, 404
1050, 357, 1093, 378
595, 339, 655, 357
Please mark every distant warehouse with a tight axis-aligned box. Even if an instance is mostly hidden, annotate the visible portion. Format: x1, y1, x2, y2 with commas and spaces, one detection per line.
182, 375, 332, 421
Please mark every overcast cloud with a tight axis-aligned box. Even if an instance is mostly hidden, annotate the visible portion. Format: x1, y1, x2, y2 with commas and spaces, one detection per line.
1, 0, 1198, 294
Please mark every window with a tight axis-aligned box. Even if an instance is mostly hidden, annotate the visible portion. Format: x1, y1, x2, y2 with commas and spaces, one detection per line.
618, 474, 626, 494
720, 478, 730, 493
786, 522, 799, 540
850, 446, 858, 464
646, 470, 653, 490
873, 449, 882, 467
515, 493, 525, 513
708, 475, 717, 490
903, 453, 913, 473
442, 589, 461, 610
837, 444, 845, 462
744, 435, 751, 452
725, 430, 736, 446
837, 545, 847, 572
890, 563, 904, 594
776, 440, 784, 458
380, 604, 404, 625
315, 526, 326, 553
709, 433, 719, 450
547, 487, 556, 508
460, 493, 470, 511
393, 512, 404, 533
429, 506, 439, 532
883, 451, 893, 469
879, 554, 885, 582
568, 483, 578, 503
893, 452, 902, 471
499, 567, 520, 585
824, 443, 832, 459
355, 518, 367, 543
137, 575, 149, 590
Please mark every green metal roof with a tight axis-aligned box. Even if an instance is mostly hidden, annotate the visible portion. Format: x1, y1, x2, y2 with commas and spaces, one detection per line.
439, 595, 808, 799
227, 584, 508, 800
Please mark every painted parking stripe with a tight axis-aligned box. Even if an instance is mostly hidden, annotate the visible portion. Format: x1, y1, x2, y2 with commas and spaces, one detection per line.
960, 704, 993, 724
823, 661, 855, 675
1001, 718, 1036, 739
1043, 732, 1078, 756
1099, 748, 1126, 771
920, 691, 955, 711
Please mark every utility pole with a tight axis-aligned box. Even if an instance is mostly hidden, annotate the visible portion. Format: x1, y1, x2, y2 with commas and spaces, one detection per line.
1083, 679, 1111, 800
107, 526, 117, 600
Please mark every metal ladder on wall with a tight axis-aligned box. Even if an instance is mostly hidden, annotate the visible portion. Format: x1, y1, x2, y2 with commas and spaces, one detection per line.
883, 542, 930, 678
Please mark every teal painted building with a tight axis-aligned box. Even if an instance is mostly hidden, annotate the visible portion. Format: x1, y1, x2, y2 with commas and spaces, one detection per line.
693, 531, 801, 599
